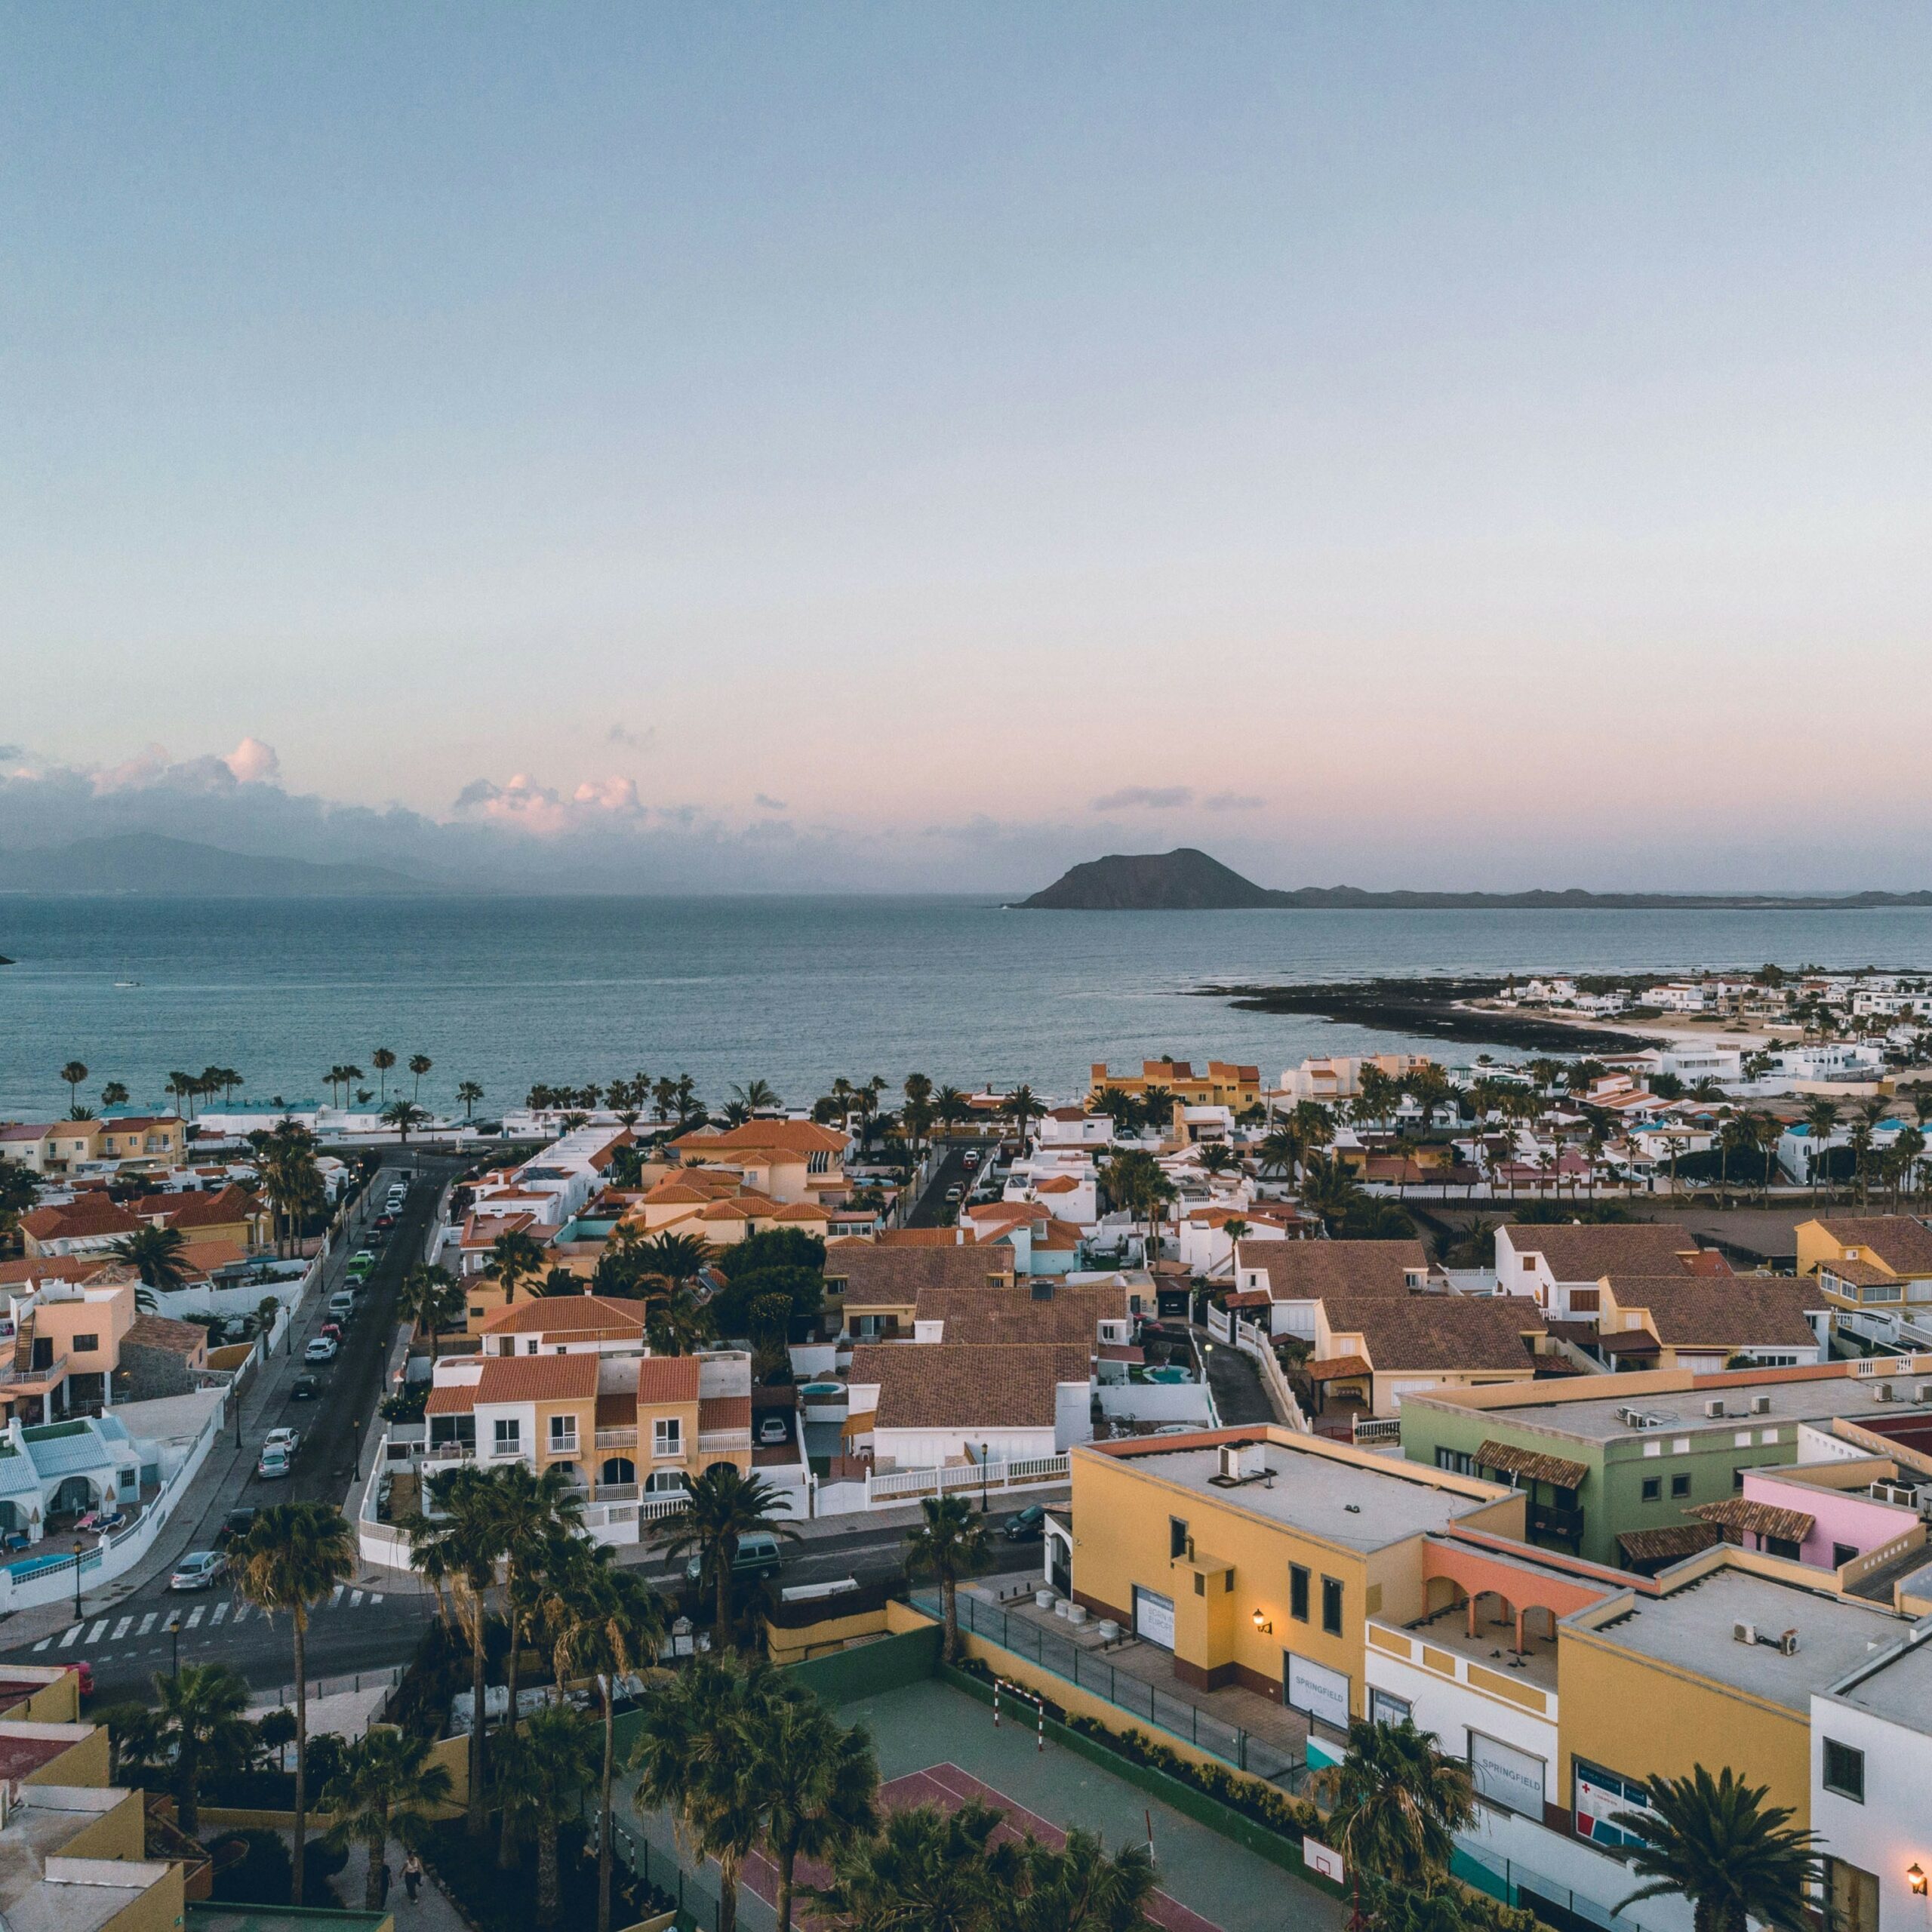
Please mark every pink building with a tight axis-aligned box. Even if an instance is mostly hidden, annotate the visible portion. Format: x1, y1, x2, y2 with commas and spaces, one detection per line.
1738, 1466, 1921, 1571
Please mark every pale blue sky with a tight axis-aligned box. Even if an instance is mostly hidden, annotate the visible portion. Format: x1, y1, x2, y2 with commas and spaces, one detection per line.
5, 5, 1931, 891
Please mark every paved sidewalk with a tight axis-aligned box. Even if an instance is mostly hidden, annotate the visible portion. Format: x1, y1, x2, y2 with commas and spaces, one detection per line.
337, 1835, 466, 1930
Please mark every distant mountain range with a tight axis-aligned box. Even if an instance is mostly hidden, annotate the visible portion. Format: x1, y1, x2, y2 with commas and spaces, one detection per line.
1014, 848, 1932, 912
0, 833, 430, 897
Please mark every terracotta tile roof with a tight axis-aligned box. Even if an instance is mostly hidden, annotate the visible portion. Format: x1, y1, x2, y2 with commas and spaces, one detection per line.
1689, 1496, 1817, 1543
1322, 1296, 1546, 1374
0, 1257, 97, 1287
1029, 1176, 1079, 1195
472, 1355, 599, 1404
1305, 1354, 1374, 1382
1503, 1223, 1699, 1279
20, 1199, 140, 1241
478, 1294, 648, 1337
134, 1184, 259, 1229
425, 1383, 476, 1415
852, 1342, 1091, 1431
1820, 1257, 1896, 1287
1602, 1276, 1823, 1351
772, 1201, 831, 1223
1235, 1239, 1428, 1300
635, 1356, 700, 1404
698, 1395, 751, 1432
1222, 1290, 1272, 1309
826, 1244, 1016, 1303
875, 1229, 964, 1247
1616, 1523, 1723, 1565
1812, 1217, 1932, 1276
1476, 1438, 1589, 1488
912, 1281, 1128, 1345
124, 1312, 208, 1356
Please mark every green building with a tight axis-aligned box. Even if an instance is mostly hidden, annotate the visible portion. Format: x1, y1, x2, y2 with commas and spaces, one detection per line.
1396, 1365, 1932, 1571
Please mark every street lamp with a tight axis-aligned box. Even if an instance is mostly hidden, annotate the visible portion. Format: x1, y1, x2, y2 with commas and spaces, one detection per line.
980, 1442, 989, 1514
165, 1612, 180, 1681
72, 1540, 84, 1621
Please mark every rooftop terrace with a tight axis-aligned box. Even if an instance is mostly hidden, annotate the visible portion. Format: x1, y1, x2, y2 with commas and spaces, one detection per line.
1832, 1627, 1932, 1734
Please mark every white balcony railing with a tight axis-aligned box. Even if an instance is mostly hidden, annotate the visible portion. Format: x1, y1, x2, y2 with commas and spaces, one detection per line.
594, 1427, 638, 1450
699, 1429, 752, 1453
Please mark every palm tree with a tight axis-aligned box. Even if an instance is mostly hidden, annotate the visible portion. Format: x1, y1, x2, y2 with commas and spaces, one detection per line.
817, 1798, 1004, 1932
632, 1654, 769, 1932
545, 1549, 667, 1932
1803, 1098, 1839, 1204
457, 1080, 485, 1120
323, 1727, 454, 1911
650, 1464, 800, 1644
731, 1078, 781, 1113
382, 1097, 429, 1143
410, 1465, 506, 1836
934, 1086, 970, 1136
60, 1060, 88, 1107
485, 1465, 586, 1864
1003, 1084, 1045, 1151
489, 1228, 546, 1307
1007, 1826, 1161, 1931
370, 1047, 397, 1101
633, 1231, 714, 1298
1313, 1718, 1476, 1927
407, 1053, 432, 1098
495, 1703, 599, 1928
111, 1224, 191, 1291
755, 1679, 879, 1932
904, 1494, 989, 1663
1752, 1112, 1784, 1204
1611, 1765, 1820, 1932
231, 1502, 358, 1903
100, 1080, 128, 1109
152, 1662, 254, 1835
397, 1263, 465, 1364
1257, 1125, 1303, 1181
647, 1287, 712, 1357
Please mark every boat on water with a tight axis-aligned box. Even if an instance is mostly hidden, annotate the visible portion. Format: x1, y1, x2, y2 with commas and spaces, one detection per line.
113, 978, 141, 989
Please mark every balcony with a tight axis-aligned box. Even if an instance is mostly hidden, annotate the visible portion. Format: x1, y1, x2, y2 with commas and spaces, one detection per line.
594, 1427, 638, 1451
546, 1437, 582, 1460
1527, 1502, 1585, 1546
699, 1429, 752, 1454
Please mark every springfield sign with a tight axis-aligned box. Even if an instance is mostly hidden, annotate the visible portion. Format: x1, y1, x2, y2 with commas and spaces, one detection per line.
1284, 1652, 1351, 1732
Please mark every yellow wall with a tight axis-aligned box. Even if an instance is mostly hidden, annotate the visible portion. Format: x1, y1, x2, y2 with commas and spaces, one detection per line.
21, 1724, 110, 1787
764, 1605, 892, 1666
1559, 1619, 1812, 1827
100, 1863, 186, 1932
2, 1673, 81, 1725
1068, 1437, 1522, 1711
61, 1787, 149, 1862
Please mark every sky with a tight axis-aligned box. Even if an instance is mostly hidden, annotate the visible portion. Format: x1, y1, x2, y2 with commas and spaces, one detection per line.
5, 4, 1932, 894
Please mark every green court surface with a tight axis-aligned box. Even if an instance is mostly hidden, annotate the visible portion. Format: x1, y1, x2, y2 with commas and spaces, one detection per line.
836, 1678, 1346, 1932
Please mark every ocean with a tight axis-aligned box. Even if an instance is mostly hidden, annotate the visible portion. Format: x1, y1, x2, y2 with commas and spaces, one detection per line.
5, 894, 1932, 1120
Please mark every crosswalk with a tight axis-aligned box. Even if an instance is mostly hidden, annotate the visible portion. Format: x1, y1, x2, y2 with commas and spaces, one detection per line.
29, 1586, 389, 1656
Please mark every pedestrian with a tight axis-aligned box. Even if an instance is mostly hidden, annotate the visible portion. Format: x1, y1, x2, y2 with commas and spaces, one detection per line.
378, 1858, 392, 1906
403, 1852, 423, 1905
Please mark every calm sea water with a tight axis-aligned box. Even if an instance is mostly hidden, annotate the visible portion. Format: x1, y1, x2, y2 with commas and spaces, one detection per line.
5, 894, 1932, 1119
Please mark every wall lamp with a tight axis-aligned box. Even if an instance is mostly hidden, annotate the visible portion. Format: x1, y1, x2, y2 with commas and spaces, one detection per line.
1908, 1864, 1926, 1897
1252, 1609, 1273, 1634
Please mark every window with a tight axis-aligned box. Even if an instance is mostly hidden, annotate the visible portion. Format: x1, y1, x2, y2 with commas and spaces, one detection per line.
1321, 1576, 1343, 1636
1822, 1740, 1865, 1803
1371, 1689, 1412, 1726
1641, 1477, 1661, 1502
493, 1418, 521, 1452
1435, 1447, 1475, 1475
1833, 1542, 1859, 1569
1767, 1535, 1802, 1561
1170, 1517, 1189, 1560
652, 1417, 682, 1459
527, 1339, 540, 1355
549, 1415, 577, 1453
1290, 1564, 1309, 1623
1671, 1473, 1690, 1499
72, 1334, 98, 1353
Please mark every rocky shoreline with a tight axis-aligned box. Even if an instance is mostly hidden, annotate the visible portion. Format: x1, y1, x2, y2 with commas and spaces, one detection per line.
1192, 974, 1664, 1054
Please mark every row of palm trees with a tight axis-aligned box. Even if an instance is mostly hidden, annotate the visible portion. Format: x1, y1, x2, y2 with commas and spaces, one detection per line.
57, 1061, 241, 1121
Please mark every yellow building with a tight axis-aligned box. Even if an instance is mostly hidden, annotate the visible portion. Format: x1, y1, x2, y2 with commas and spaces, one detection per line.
1796, 1217, 1932, 1318
665, 1119, 850, 1205
1065, 1427, 1521, 1737
0, 1116, 186, 1177
1088, 1060, 1263, 1114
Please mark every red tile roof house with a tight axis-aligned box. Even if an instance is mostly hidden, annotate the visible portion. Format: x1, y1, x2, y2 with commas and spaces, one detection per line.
846, 1341, 1094, 1470
17, 1199, 142, 1260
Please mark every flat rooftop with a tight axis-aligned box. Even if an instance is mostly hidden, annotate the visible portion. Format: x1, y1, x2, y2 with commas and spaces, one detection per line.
1583, 1568, 1903, 1712
1423, 1377, 1932, 1448
1117, 1444, 1498, 1552
1833, 1629, 1932, 1735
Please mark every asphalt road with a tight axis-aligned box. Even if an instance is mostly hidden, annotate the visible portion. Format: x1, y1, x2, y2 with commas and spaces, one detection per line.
906, 1139, 988, 1226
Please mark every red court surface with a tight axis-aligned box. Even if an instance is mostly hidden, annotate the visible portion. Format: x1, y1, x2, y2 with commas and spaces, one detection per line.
743, 1759, 1223, 1932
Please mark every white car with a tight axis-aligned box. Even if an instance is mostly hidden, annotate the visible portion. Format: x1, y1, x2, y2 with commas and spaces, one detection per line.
170, 1551, 226, 1592
263, 1426, 300, 1456
304, 1335, 339, 1363
757, 1414, 792, 1447
257, 1445, 292, 1480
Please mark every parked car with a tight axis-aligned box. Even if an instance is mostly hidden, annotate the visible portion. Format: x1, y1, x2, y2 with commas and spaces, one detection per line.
290, 1374, 321, 1400
304, 1336, 338, 1363
263, 1427, 300, 1456
374, 1214, 396, 1231
327, 1292, 356, 1321
318, 1320, 343, 1344
217, 1507, 257, 1546
963, 1151, 980, 1167
757, 1413, 792, 1447
346, 1251, 374, 1281
67, 1660, 92, 1699
257, 1445, 292, 1480
1002, 1504, 1047, 1543
685, 1530, 783, 1588
945, 1185, 963, 1203
170, 1551, 226, 1592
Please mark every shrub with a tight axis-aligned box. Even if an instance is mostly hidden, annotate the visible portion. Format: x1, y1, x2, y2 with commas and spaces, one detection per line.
209, 1829, 292, 1905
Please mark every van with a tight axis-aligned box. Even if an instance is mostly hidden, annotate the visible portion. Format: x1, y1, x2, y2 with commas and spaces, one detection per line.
685, 1531, 783, 1588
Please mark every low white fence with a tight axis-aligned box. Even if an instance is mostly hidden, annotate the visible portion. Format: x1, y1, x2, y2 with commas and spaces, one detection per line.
1233, 1326, 1310, 1432
864, 1452, 1069, 1506
1204, 1303, 1232, 1344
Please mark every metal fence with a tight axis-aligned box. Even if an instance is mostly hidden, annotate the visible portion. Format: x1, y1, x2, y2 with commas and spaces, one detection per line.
1454, 1840, 1665, 1932
598, 1807, 738, 1931
914, 1589, 1307, 1789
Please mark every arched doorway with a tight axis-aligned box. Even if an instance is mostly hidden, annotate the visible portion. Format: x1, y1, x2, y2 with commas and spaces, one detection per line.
601, 1457, 636, 1486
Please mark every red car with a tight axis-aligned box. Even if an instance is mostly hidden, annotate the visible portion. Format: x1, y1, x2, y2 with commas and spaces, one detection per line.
318, 1321, 343, 1343
68, 1661, 92, 1699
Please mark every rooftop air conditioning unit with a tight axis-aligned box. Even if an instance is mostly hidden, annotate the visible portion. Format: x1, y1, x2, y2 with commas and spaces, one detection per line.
1778, 1629, 1800, 1657
1918, 1384, 1932, 1404
1705, 1399, 1725, 1419
1733, 1621, 1758, 1647
1873, 1383, 1897, 1403
1751, 1395, 1773, 1415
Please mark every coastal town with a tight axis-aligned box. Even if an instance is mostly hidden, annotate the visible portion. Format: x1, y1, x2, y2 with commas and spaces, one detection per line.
1, 963, 1931, 1932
